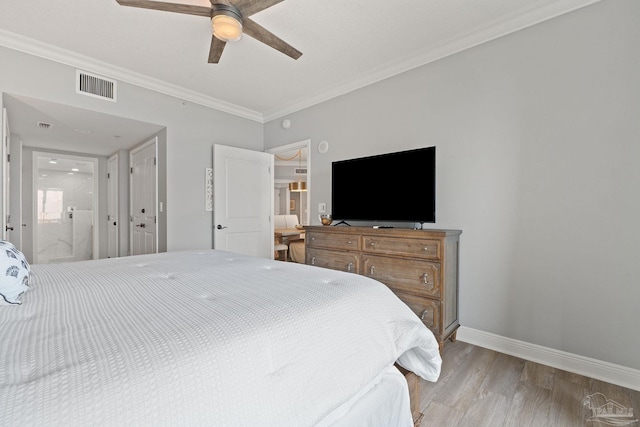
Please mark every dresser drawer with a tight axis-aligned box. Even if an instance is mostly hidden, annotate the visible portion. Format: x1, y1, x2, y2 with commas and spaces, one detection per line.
306, 247, 360, 273
362, 255, 441, 298
393, 291, 441, 336
362, 236, 441, 260
306, 231, 360, 251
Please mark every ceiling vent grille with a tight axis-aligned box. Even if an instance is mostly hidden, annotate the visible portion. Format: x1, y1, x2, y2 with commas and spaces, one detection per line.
36, 122, 52, 129
76, 70, 117, 102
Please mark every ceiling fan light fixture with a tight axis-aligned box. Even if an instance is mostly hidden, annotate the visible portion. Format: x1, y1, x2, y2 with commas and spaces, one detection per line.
289, 180, 307, 192
288, 149, 307, 192
116, 0, 301, 63
211, 4, 243, 42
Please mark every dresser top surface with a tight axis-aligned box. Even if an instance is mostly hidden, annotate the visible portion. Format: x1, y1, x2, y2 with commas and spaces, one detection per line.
304, 226, 461, 238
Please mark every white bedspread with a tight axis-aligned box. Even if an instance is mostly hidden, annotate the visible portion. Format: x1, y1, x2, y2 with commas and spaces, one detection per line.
0, 250, 441, 426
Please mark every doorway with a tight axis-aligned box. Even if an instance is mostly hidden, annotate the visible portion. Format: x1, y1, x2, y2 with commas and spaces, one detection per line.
267, 140, 310, 226
32, 151, 99, 264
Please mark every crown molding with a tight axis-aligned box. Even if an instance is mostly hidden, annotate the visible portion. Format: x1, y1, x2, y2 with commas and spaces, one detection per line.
1, 0, 602, 124
0, 29, 264, 123
262, 0, 603, 122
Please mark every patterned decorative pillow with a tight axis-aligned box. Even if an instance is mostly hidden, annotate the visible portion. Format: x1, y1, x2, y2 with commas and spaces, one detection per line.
0, 240, 30, 305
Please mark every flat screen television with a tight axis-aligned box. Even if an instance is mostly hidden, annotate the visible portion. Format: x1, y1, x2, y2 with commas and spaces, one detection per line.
331, 146, 436, 224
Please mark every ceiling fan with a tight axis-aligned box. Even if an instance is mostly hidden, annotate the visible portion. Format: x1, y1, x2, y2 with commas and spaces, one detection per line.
115, 0, 302, 63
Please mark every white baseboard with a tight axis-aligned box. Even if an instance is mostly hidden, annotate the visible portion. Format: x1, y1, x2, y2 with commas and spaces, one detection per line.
456, 326, 640, 392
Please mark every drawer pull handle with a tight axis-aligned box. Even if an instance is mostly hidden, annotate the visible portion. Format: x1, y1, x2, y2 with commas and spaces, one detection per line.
347, 262, 353, 272
423, 247, 429, 252
422, 273, 430, 285
347, 241, 352, 245
311, 256, 316, 265
311, 237, 315, 241
369, 266, 375, 275
420, 310, 431, 320
370, 242, 375, 246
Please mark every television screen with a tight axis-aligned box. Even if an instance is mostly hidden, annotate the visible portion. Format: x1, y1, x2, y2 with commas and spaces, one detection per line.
331, 146, 436, 224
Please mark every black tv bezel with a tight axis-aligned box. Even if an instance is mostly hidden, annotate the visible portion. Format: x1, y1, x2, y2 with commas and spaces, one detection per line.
331, 146, 436, 224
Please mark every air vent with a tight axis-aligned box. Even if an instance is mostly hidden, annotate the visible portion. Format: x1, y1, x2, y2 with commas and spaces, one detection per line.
76, 70, 117, 102
294, 168, 307, 175
36, 122, 52, 129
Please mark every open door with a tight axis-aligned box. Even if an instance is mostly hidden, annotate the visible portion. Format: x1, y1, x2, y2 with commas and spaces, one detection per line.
213, 144, 273, 259
9, 135, 22, 250
1, 108, 12, 242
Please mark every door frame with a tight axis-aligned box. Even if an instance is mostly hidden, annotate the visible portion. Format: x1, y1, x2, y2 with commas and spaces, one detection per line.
129, 137, 158, 255
32, 151, 99, 263
266, 139, 311, 226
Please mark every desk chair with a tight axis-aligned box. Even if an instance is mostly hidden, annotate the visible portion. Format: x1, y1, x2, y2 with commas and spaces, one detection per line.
274, 243, 288, 261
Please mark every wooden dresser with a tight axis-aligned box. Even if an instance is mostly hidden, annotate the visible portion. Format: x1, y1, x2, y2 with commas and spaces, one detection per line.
304, 226, 461, 352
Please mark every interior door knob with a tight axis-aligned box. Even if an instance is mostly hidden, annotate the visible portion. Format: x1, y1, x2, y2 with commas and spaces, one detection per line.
216, 224, 227, 230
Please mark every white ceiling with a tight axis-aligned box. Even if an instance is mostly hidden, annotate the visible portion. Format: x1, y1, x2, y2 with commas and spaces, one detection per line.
0, 0, 600, 154
3, 94, 165, 156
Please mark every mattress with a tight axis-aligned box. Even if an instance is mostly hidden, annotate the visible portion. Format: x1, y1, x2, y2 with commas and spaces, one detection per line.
0, 249, 441, 426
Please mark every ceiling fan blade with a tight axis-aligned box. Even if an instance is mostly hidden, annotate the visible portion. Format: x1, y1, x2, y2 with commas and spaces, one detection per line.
116, 0, 212, 17
231, 0, 284, 17
208, 36, 226, 63
242, 18, 302, 60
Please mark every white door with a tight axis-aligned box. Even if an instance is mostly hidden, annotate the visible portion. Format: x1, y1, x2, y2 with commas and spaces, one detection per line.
213, 144, 273, 258
1, 108, 10, 241
107, 154, 118, 258
9, 137, 22, 250
130, 139, 157, 256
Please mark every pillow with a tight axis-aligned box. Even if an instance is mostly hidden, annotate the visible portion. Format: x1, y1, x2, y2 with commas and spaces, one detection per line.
0, 240, 30, 305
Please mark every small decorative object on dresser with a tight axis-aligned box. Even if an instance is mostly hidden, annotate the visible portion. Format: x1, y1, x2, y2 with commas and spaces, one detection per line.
319, 214, 333, 226
304, 226, 461, 352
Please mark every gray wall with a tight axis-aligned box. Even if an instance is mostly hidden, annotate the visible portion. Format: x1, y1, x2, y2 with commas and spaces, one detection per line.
264, 0, 640, 370
0, 46, 263, 251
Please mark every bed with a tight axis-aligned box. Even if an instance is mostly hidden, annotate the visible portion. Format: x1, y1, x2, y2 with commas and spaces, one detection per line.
0, 248, 441, 426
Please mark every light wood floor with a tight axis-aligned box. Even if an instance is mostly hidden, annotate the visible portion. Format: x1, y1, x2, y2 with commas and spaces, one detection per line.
418, 341, 639, 427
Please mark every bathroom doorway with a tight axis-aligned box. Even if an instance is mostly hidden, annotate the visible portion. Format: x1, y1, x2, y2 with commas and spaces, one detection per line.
32, 151, 99, 264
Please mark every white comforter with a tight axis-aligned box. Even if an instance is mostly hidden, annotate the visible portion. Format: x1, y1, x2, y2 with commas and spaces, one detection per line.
0, 250, 441, 426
